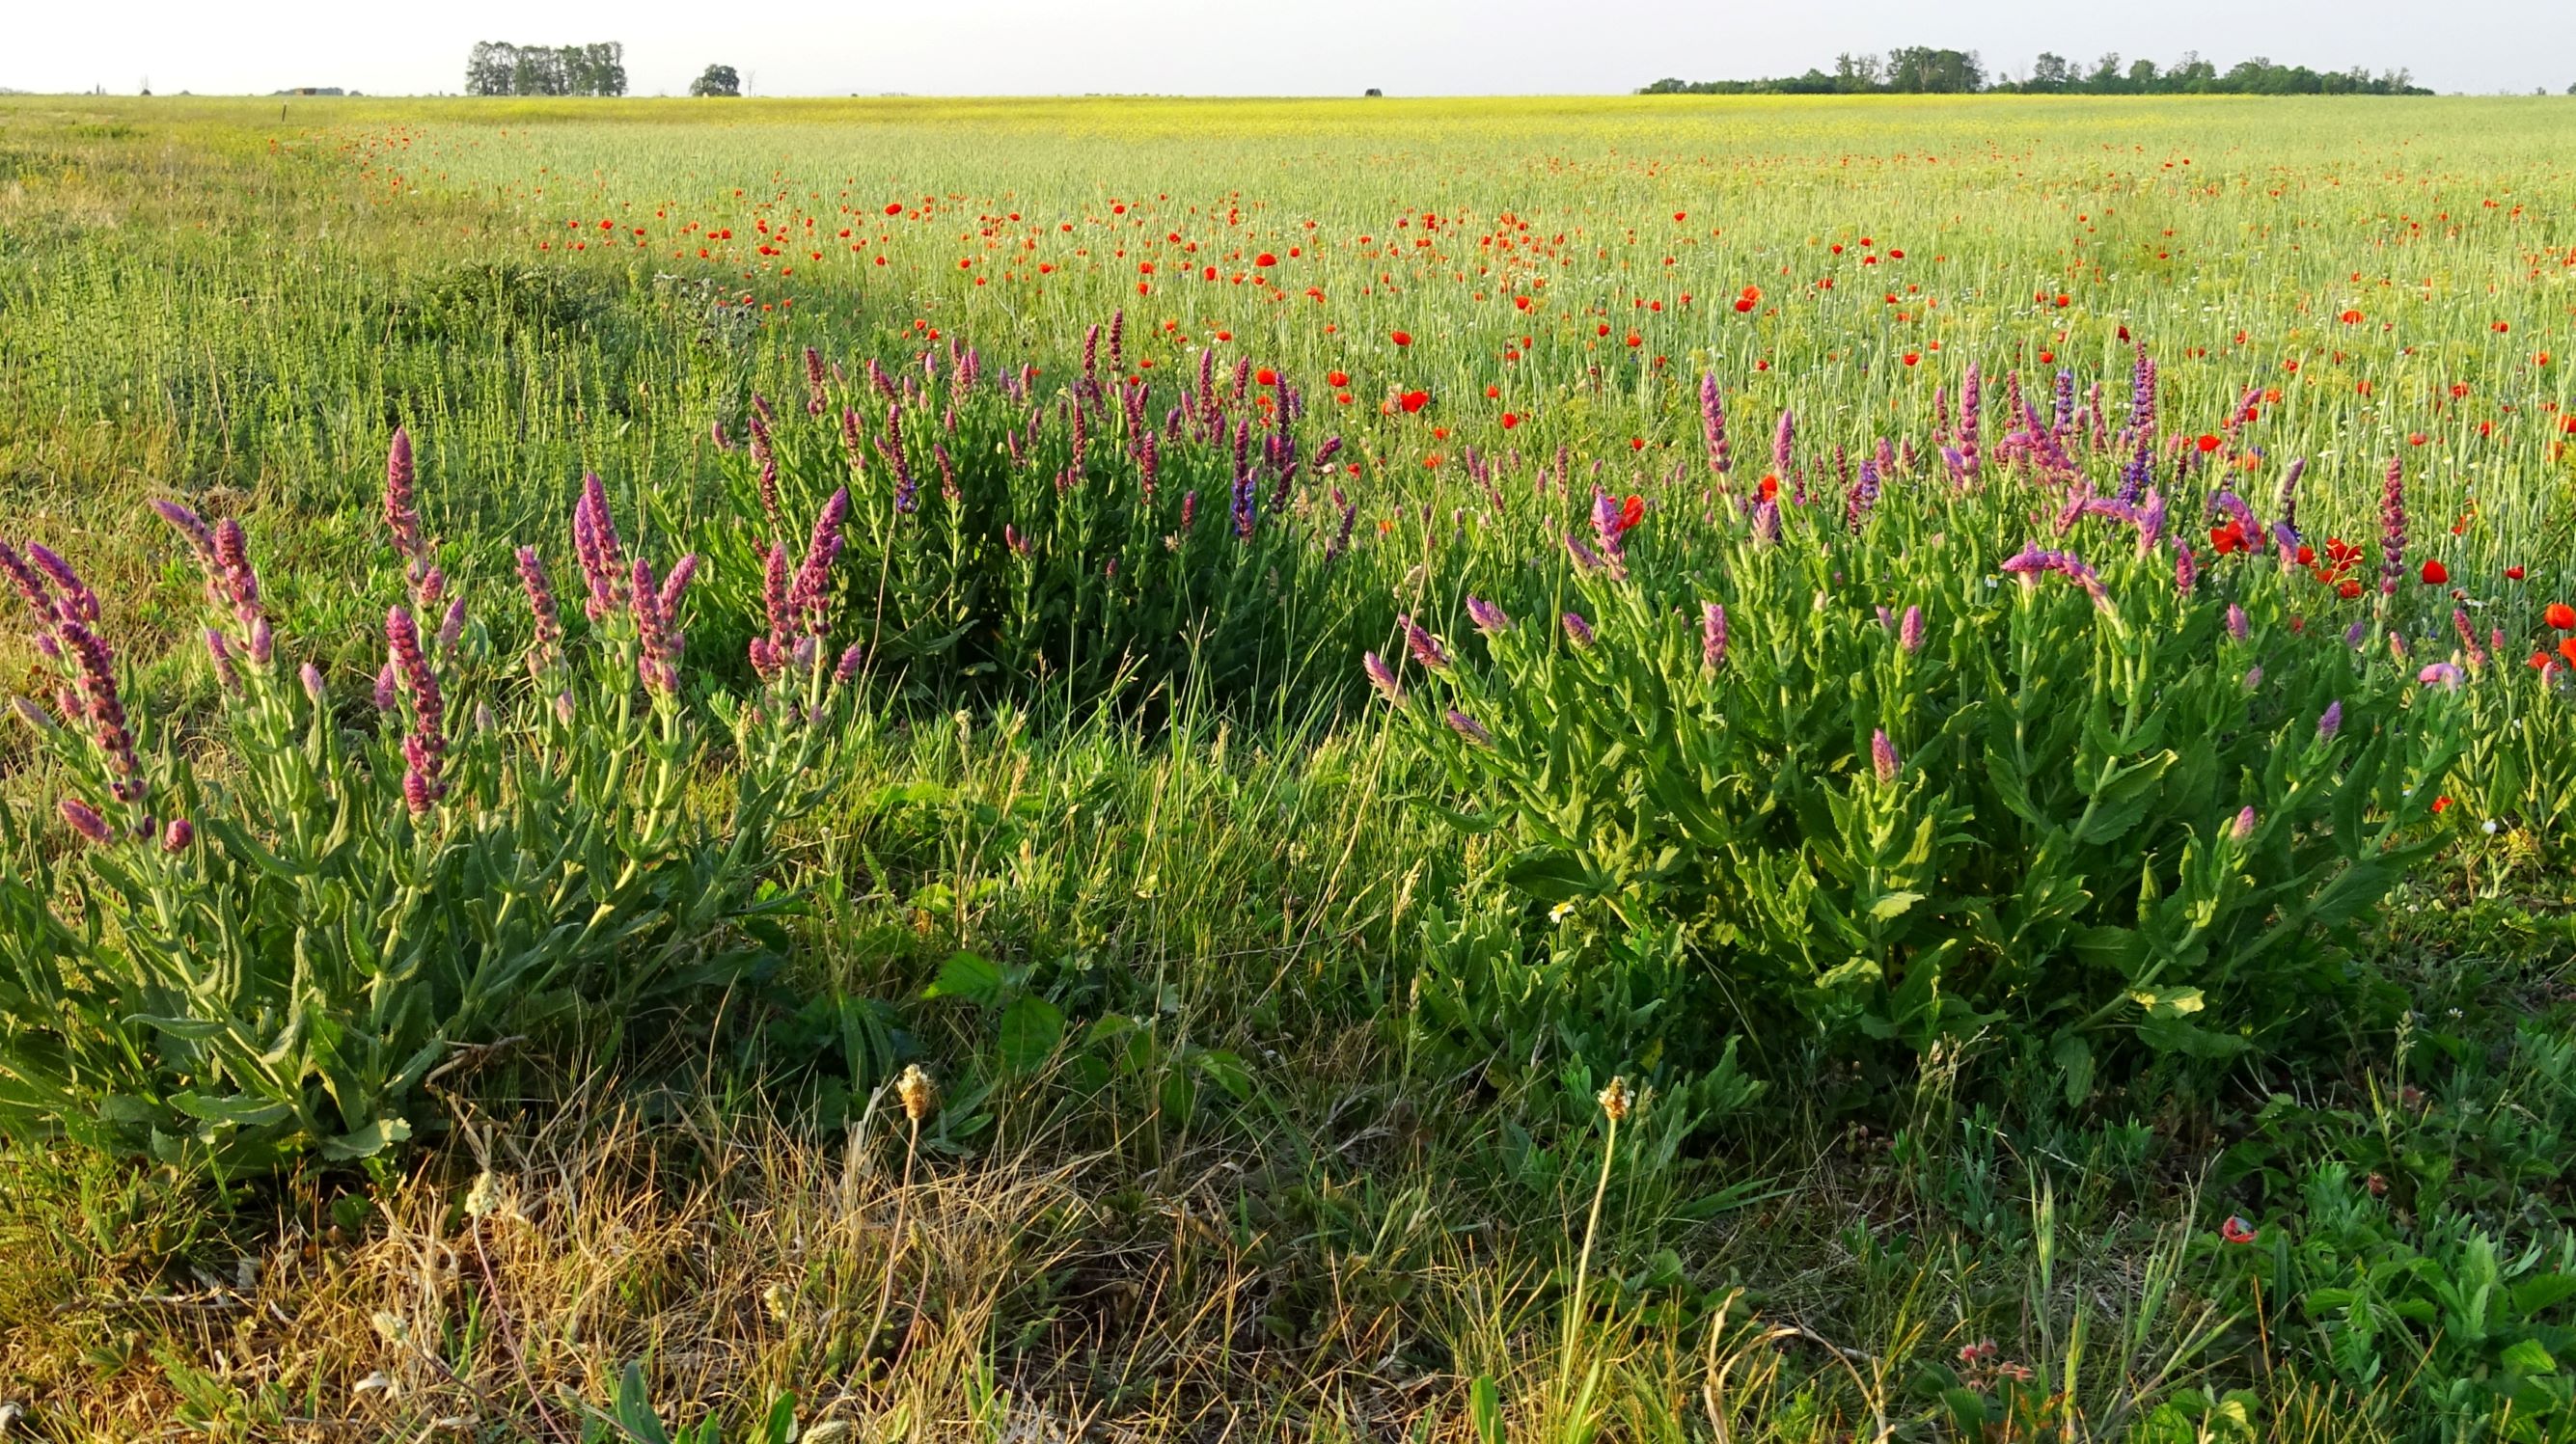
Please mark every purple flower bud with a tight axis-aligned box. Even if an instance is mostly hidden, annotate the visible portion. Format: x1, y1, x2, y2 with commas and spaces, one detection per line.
2244, 666, 2263, 690
2343, 620, 2368, 648
161, 818, 194, 853
1444, 709, 1494, 747
2417, 662, 2462, 691
2230, 805, 2257, 842
206, 630, 242, 693
2317, 701, 2343, 741
1565, 532, 1608, 573
59, 798, 114, 845
1871, 729, 1901, 785
151, 500, 218, 564
1362, 650, 1403, 703
2173, 542, 2199, 596
834, 643, 867, 683
1562, 612, 1595, 649
1465, 595, 1513, 636
374, 663, 397, 712
302, 663, 327, 704
437, 594, 467, 654
1403, 616, 1452, 672
1899, 605, 1923, 655
1702, 602, 1728, 672
2225, 604, 2249, 640
1699, 371, 1731, 476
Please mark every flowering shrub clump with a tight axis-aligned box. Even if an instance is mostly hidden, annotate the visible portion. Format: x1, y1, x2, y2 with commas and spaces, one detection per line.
0, 432, 860, 1168
1383, 368, 2463, 1101
701, 330, 1372, 704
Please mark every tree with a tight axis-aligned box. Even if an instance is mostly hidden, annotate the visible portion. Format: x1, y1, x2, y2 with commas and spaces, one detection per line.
465, 41, 518, 96
1831, 52, 1881, 92
1884, 46, 1985, 94
690, 65, 741, 97
2029, 52, 2074, 91
464, 41, 626, 97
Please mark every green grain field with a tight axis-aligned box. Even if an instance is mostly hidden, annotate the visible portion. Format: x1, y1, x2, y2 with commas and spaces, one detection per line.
2, 92, 2574, 1442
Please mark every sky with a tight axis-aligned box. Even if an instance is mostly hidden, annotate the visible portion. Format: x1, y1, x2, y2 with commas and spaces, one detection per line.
6, 0, 2571, 98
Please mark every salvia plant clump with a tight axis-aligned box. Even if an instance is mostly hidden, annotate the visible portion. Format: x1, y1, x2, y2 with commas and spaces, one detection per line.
0, 431, 863, 1168
1380, 352, 2475, 1105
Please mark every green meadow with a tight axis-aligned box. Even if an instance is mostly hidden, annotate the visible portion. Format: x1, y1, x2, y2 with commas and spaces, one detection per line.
1, 92, 2573, 1441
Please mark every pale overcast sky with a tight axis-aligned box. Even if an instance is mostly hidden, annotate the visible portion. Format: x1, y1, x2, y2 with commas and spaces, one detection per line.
6, 0, 2569, 97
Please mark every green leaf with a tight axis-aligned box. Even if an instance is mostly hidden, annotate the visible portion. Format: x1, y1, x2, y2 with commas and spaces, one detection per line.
2053, 1033, 2096, 1108
1467, 1374, 1506, 1444
615, 1360, 673, 1444
169, 1092, 294, 1129
2509, 1274, 2576, 1314
2129, 987, 2206, 1019
319, 1116, 413, 1161
2500, 1338, 2557, 1376
995, 994, 1065, 1073
2070, 926, 2147, 974
1194, 1049, 1252, 1103
1867, 891, 1925, 921
922, 950, 1003, 1005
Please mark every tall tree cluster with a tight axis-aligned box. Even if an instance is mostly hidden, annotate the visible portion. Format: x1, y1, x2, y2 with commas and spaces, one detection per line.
1643, 47, 2428, 96
464, 42, 628, 97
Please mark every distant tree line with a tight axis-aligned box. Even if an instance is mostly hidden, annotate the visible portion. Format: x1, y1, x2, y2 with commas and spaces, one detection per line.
464, 41, 628, 97
1643, 48, 2431, 96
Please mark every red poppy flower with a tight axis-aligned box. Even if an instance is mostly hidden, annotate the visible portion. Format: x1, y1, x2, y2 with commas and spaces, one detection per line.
1399, 390, 1429, 414
2221, 1216, 2259, 1245
2339, 309, 2363, 324
1254, 252, 1277, 267
1732, 296, 1755, 313
2562, 636, 2576, 668
2432, 796, 2453, 814
1389, 330, 1412, 347
2196, 434, 2223, 453
2548, 603, 2576, 631
1327, 369, 1350, 388
2421, 559, 2449, 585
2338, 581, 2363, 600
1619, 495, 1644, 531
1499, 412, 1521, 429
1759, 474, 1780, 501
2209, 520, 2249, 555
1254, 367, 1278, 387
2507, 566, 2526, 580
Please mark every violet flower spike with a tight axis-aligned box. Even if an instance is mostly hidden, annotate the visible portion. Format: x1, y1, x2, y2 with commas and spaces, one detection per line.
1701, 602, 1728, 672
1465, 595, 1513, 637
1562, 612, 1596, 649
60, 798, 115, 845
2316, 700, 2343, 741
1444, 710, 1494, 747
1362, 651, 1403, 704
1870, 729, 1901, 785
1402, 616, 1453, 673
517, 545, 563, 668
